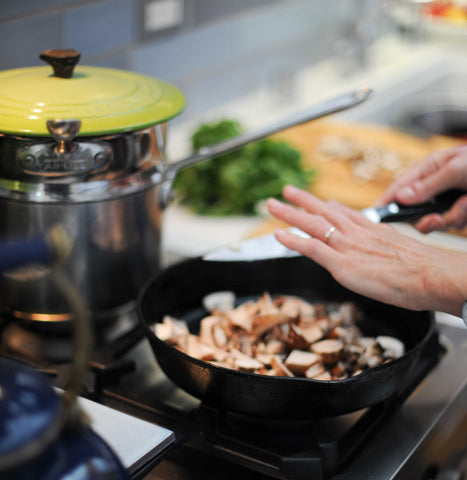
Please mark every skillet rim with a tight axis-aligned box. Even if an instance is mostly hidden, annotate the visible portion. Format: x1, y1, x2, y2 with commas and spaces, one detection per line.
140, 274, 437, 386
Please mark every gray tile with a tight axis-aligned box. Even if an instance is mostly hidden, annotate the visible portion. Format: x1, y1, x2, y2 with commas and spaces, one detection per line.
82, 50, 131, 70
0, 14, 62, 70
184, 38, 331, 119
131, 0, 329, 83
194, 0, 279, 26
65, 0, 134, 56
0, 0, 80, 21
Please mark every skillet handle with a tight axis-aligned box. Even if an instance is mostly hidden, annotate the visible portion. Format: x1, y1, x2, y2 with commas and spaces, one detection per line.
158, 87, 373, 208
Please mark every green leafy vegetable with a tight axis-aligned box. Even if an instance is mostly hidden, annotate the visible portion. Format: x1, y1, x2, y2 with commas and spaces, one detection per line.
174, 119, 315, 216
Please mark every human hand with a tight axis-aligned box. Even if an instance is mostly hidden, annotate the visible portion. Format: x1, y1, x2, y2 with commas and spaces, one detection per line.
376, 145, 467, 233
267, 185, 466, 317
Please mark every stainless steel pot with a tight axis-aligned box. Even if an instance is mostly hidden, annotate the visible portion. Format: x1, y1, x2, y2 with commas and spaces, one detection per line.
0, 123, 169, 324
0, 50, 371, 327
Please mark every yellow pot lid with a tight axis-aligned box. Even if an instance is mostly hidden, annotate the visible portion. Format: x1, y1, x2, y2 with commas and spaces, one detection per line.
0, 50, 185, 136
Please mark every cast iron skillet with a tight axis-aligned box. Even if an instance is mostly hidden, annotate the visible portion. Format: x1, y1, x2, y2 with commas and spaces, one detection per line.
138, 256, 437, 419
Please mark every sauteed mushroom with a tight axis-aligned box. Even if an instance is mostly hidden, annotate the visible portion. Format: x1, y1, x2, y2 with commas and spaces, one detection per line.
152, 293, 405, 380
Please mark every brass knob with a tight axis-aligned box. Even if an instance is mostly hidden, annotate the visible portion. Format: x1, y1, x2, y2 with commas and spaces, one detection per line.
39, 49, 81, 78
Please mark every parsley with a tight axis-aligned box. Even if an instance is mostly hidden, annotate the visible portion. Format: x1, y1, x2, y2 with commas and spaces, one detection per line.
174, 119, 315, 216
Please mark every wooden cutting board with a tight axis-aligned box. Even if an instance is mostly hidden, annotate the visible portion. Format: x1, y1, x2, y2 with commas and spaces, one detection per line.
252, 120, 464, 236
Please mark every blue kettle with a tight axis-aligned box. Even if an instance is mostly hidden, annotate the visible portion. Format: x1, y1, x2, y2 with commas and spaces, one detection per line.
0, 232, 129, 480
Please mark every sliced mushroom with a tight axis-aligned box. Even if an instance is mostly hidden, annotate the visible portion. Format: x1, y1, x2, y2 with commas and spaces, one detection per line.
235, 356, 264, 372
153, 293, 405, 380
304, 363, 325, 379
270, 355, 295, 377
313, 371, 332, 381
365, 355, 383, 369
257, 292, 280, 315
277, 296, 302, 318
286, 324, 311, 350
264, 339, 285, 355
314, 318, 331, 333
300, 325, 324, 344
236, 333, 254, 357
186, 335, 216, 361
285, 350, 320, 376
344, 344, 365, 364
330, 362, 347, 379
202, 291, 236, 313
153, 319, 174, 342
255, 353, 274, 366
376, 335, 405, 359
154, 315, 190, 341
311, 339, 343, 365
212, 325, 228, 348
338, 302, 360, 325
227, 300, 257, 331
252, 312, 288, 336
199, 315, 222, 346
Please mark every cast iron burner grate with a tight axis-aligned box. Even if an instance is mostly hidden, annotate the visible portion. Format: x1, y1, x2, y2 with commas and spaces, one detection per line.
101, 329, 444, 480
0, 317, 144, 398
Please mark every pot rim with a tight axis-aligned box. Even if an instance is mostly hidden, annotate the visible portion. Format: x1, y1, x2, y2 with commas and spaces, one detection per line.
0, 166, 163, 204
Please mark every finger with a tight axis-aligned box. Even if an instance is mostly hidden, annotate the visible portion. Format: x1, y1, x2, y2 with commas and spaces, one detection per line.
326, 199, 376, 228
274, 228, 400, 305
267, 198, 342, 245
376, 162, 428, 205
414, 214, 446, 233
376, 148, 457, 206
396, 163, 459, 205
274, 228, 339, 270
281, 185, 351, 230
282, 185, 328, 215
443, 196, 467, 229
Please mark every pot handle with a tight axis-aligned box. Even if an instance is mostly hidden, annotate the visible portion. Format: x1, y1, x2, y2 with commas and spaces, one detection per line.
158, 87, 372, 208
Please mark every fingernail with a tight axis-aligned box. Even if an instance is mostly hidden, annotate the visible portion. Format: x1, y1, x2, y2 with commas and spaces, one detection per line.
274, 229, 288, 240
267, 198, 282, 211
284, 184, 300, 195
399, 186, 416, 200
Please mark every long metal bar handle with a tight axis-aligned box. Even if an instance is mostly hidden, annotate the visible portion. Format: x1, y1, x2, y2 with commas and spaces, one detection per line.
159, 87, 372, 208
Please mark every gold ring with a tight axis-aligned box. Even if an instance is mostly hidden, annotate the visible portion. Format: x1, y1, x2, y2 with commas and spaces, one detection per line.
324, 226, 336, 244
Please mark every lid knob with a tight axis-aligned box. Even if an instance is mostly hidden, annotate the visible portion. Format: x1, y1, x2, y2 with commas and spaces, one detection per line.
39, 49, 81, 78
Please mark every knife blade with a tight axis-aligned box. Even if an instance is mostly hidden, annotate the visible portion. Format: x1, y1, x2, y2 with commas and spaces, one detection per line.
203, 189, 465, 262
202, 227, 305, 261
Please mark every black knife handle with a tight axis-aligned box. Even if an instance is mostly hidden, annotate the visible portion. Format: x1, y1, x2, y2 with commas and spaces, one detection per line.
380, 189, 465, 223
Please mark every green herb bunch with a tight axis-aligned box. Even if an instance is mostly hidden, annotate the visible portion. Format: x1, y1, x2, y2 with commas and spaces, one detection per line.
173, 119, 315, 216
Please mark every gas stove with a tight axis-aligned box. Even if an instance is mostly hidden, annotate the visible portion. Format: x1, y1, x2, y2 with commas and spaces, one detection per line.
1, 310, 465, 480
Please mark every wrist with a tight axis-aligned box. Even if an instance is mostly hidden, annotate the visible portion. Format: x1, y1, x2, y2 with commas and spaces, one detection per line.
435, 249, 467, 317
420, 247, 466, 317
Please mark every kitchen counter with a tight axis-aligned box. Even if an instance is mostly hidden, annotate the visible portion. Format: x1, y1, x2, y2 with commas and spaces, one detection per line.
162, 34, 467, 261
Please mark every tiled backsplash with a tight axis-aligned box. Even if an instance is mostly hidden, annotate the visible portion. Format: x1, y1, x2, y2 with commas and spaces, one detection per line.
0, 0, 388, 123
